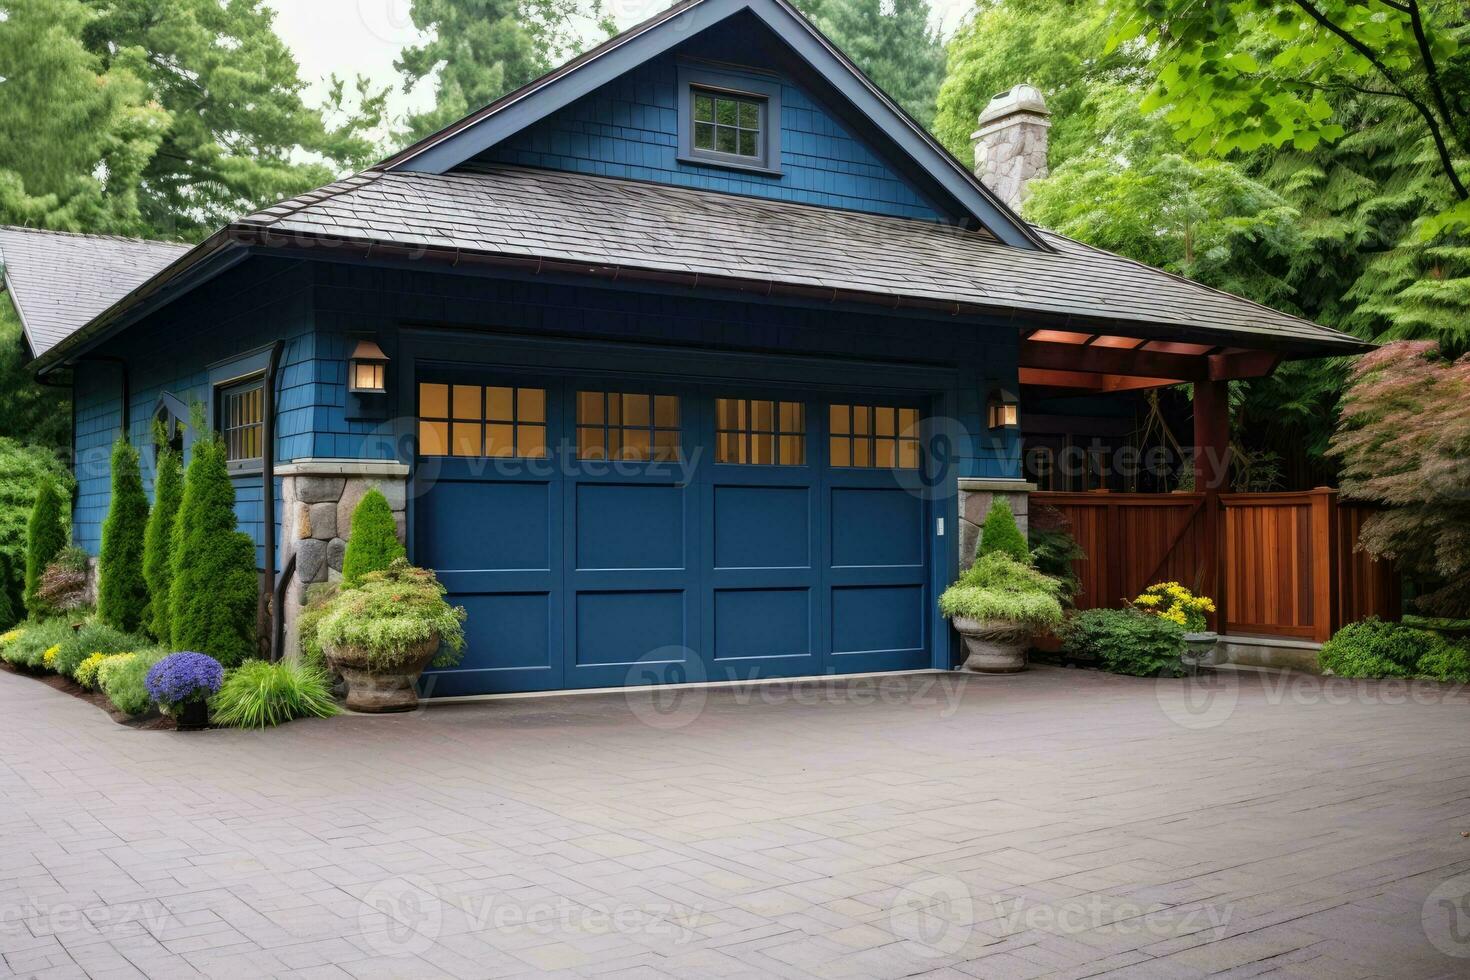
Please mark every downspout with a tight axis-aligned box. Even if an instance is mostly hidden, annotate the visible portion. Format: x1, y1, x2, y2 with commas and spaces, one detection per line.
260, 340, 284, 660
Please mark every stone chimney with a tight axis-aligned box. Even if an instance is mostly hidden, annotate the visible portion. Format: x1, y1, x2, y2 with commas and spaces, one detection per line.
971, 84, 1051, 212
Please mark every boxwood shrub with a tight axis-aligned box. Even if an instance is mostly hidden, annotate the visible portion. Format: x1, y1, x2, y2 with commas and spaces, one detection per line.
1319, 618, 1466, 679
1060, 608, 1187, 677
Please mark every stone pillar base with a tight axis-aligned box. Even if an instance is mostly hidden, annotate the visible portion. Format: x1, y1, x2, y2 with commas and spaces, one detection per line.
957, 478, 1035, 569
276, 459, 410, 659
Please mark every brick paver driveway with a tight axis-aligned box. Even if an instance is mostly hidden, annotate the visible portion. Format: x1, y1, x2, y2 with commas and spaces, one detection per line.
4, 665, 1470, 979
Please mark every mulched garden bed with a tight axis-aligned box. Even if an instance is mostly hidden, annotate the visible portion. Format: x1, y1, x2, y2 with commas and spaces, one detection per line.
0, 660, 175, 730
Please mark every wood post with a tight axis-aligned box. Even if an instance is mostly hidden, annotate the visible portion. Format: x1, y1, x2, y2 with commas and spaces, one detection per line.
1310, 487, 1339, 643
1193, 380, 1230, 632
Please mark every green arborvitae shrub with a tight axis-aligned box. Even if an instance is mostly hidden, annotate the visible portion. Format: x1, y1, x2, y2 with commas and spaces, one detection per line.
1060, 608, 1187, 677
1319, 618, 1450, 679
0, 439, 72, 619
977, 499, 1030, 564
169, 435, 258, 667
939, 552, 1065, 630
210, 659, 340, 728
98, 438, 150, 632
341, 488, 405, 587
51, 620, 137, 680
24, 479, 67, 617
100, 649, 168, 717
143, 438, 184, 642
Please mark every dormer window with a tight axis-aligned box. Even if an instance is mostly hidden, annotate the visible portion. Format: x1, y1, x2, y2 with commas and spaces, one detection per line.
677, 65, 781, 176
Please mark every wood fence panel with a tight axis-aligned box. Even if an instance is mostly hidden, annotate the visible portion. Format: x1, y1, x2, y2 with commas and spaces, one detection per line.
1033, 489, 1400, 641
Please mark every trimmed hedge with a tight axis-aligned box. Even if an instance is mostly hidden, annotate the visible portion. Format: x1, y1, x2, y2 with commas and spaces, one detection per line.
143, 440, 184, 642
168, 436, 257, 667
977, 499, 1030, 563
341, 488, 404, 587
98, 438, 150, 632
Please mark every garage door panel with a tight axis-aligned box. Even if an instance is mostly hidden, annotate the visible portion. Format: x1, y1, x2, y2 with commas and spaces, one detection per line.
573, 590, 687, 667
575, 483, 685, 570
422, 591, 560, 695
831, 585, 925, 655
417, 480, 552, 572
830, 488, 924, 568
713, 485, 811, 569
712, 588, 812, 661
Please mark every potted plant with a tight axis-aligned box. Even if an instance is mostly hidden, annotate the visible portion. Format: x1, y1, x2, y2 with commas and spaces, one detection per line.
145, 652, 225, 730
1132, 582, 1219, 667
316, 560, 466, 712
940, 552, 1064, 673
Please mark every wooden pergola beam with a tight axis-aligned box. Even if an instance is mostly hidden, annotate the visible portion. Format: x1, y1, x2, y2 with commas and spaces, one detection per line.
1019, 339, 1284, 385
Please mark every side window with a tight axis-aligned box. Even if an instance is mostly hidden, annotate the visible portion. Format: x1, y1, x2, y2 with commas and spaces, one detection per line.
715, 398, 805, 465
417, 382, 547, 458
218, 378, 264, 471
828, 404, 920, 470
677, 67, 781, 175
576, 391, 680, 461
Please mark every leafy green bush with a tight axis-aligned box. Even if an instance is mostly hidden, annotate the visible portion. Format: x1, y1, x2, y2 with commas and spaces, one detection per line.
51, 620, 137, 680
211, 659, 340, 728
3, 617, 75, 669
977, 499, 1030, 563
143, 437, 184, 642
1319, 618, 1442, 678
1060, 609, 1187, 677
100, 649, 167, 716
316, 560, 465, 670
0, 439, 71, 621
169, 435, 257, 667
940, 552, 1064, 630
76, 651, 131, 690
341, 488, 405, 587
1418, 643, 1470, 683
24, 479, 68, 617
98, 438, 150, 633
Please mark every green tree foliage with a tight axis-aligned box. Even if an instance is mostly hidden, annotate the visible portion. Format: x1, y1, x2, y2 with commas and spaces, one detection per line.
397, 0, 608, 142
23, 478, 67, 617
169, 434, 258, 666
977, 498, 1030, 563
1329, 341, 1470, 617
342, 489, 406, 588
143, 433, 184, 642
97, 437, 150, 631
0, 298, 70, 450
796, 0, 947, 129
0, 439, 71, 615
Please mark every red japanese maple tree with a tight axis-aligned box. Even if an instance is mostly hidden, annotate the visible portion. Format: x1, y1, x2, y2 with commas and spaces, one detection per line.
1330, 342, 1470, 617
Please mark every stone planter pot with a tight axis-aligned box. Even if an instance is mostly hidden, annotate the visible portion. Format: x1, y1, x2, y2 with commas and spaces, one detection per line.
325, 636, 440, 713
175, 699, 209, 731
952, 617, 1033, 673
1182, 631, 1221, 670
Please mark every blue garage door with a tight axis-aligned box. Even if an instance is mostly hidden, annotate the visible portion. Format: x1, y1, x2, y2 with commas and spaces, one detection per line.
413, 372, 934, 696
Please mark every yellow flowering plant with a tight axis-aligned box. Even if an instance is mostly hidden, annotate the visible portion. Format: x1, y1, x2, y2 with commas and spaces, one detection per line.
41, 644, 62, 670
0, 627, 23, 646
1132, 582, 1216, 633
76, 652, 131, 690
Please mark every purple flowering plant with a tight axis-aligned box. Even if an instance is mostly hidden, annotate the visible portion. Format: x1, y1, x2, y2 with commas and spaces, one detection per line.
146, 652, 225, 711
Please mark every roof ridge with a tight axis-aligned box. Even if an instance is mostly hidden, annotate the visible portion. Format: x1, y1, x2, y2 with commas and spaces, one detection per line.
0, 225, 191, 250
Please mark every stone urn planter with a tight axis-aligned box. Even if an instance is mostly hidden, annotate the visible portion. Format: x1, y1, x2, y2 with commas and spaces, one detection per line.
1181, 631, 1221, 670
325, 636, 441, 713
952, 617, 1033, 673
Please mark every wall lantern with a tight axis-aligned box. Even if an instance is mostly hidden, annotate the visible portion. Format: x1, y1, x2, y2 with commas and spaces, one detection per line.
348, 339, 389, 395
987, 388, 1019, 430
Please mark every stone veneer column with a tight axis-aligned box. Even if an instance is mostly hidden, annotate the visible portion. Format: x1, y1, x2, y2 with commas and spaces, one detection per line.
971, 84, 1052, 212
957, 478, 1036, 569
275, 459, 411, 659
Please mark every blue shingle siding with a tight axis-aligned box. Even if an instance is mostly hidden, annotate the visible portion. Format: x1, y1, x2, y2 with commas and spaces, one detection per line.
476, 21, 949, 222
72, 259, 317, 566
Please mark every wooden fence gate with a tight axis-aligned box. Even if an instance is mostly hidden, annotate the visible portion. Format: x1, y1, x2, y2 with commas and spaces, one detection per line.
1032, 488, 1399, 642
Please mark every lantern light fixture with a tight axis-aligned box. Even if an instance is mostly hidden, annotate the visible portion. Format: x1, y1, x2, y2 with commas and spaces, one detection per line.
987, 388, 1019, 430
348, 339, 389, 395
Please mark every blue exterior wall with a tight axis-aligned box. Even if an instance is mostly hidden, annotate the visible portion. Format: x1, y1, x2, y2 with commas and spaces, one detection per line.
475, 14, 950, 222
73, 259, 317, 565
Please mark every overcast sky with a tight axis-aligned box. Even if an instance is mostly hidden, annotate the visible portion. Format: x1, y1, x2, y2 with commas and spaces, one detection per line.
265, 0, 976, 126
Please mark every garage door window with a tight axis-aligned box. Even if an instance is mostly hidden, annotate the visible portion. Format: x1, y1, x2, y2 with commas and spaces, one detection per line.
829, 404, 920, 469
715, 398, 805, 465
418, 382, 548, 458
577, 391, 681, 461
